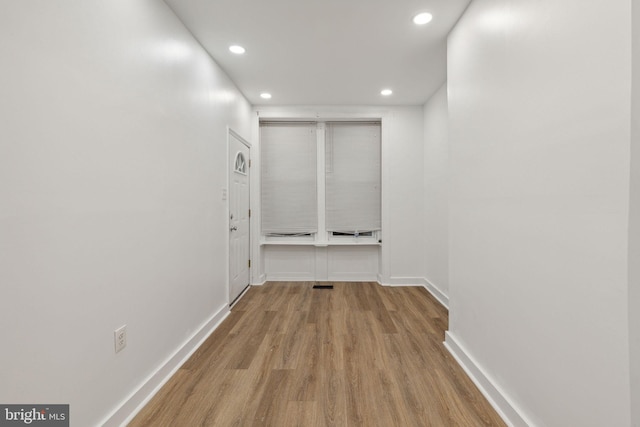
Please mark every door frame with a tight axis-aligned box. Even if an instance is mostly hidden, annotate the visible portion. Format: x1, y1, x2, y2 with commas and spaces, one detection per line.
226, 127, 251, 304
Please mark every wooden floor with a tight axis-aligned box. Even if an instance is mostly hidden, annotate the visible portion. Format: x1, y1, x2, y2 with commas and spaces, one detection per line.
129, 282, 506, 426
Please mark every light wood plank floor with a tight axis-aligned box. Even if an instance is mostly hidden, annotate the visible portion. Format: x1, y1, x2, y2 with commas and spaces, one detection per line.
129, 282, 506, 426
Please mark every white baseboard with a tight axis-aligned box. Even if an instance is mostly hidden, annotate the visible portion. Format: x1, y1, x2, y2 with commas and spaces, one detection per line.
422, 278, 449, 309
255, 273, 267, 284
252, 272, 267, 286
101, 305, 231, 427
383, 276, 426, 286
444, 332, 531, 427
380, 277, 449, 309
327, 274, 379, 282
264, 275, 316, 282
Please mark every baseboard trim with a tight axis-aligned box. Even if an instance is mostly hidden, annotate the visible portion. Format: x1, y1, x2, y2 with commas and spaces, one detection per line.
327, 275, 379, 282
381, 277, 449, 309
444, 332, 531, 427
383, 276, 426, 286
423, 278, 449, 309
101, 305, 231, 427
263, 275, 316, 282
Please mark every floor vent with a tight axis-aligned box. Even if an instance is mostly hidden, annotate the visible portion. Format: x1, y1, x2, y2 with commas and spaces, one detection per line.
313, 283, 334, 289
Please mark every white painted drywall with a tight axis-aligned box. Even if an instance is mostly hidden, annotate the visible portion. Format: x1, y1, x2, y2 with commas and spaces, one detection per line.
383, 107, 426, 284
447, 0, 631, 425
423, 84, 449, 296
0, 1, 250, 425
630, 1, 640, 425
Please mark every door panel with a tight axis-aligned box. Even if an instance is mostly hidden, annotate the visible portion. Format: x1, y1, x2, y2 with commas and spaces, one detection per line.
229, 132, 250, 303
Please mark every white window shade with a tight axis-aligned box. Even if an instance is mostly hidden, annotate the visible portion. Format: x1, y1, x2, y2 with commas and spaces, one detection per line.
325, 122, 381, 233
261, 122, 317, 235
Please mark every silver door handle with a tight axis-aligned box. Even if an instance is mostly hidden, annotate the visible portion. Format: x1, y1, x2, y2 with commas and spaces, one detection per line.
230, 226, 237, 231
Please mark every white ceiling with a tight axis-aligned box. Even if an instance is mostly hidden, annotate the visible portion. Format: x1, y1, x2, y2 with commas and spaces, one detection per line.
164, 0, 470, 106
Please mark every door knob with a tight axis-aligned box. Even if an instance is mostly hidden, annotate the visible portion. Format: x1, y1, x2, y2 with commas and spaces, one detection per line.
230, 226, 238, 231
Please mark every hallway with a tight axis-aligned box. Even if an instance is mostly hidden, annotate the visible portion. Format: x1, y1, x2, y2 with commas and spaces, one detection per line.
1, 1, 638, 425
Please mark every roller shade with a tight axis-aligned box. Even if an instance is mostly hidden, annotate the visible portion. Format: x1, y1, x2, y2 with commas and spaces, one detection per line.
260, 122, 318, 234
325, 122, 381, 233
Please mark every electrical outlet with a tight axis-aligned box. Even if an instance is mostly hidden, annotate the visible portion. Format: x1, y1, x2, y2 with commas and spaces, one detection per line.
114, 325, 127, 353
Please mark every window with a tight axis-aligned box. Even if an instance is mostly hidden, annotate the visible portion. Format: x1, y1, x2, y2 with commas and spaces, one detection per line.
260, 122, 317, 235
325, 122, 381, 234
234, 152, 247, 174
260, 120, 381, 243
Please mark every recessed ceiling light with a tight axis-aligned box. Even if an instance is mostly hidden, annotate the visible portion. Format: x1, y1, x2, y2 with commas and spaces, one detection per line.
229, 45, 245, 54
413, 12, 433, 25
381, 89, 393, 96
260, 93, 272, 99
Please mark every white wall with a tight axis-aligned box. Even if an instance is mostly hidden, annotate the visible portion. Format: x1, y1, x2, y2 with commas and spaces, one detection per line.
446, 0, 631, 426
262, 245, 380, 282
630, 1, 640, 425
384, 107, 426, 284
0, 1, 251, 426
423, 84, 449, 298
250, 106, 424, 285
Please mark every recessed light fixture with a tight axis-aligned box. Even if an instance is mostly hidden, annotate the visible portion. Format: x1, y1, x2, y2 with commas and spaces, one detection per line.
260, 93, 272, 99
229, 45, 245, 54
381, 89, 393, 96
413, 12, 433, 25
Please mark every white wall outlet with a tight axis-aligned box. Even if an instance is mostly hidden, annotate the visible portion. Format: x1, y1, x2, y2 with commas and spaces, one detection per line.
222, 188, 227, 201
114, 325, 127, 353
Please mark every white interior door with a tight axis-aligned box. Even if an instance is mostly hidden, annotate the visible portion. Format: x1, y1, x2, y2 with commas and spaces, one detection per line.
229, 132, 250, 303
